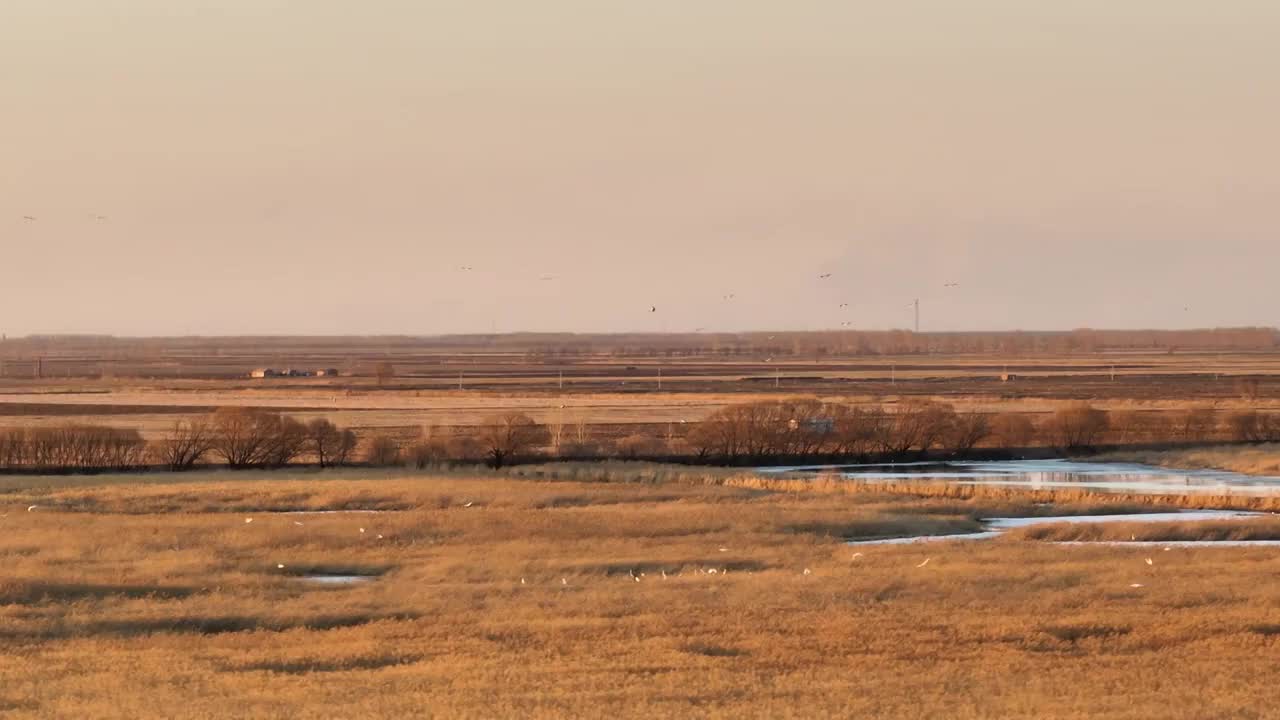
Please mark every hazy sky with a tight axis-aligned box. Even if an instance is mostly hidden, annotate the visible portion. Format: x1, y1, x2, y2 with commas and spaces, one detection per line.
3, 1, 1278, 336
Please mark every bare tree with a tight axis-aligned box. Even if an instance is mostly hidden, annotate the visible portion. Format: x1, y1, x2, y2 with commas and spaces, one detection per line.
1046, 403, 1110, 450
365, 434, 402, 466
333, 428, 358, 466
476, 412, 549, 468
946, 411, 991, 456
152, 416, 215, 471
307, 418, 346, 468
211, 407, 305, 468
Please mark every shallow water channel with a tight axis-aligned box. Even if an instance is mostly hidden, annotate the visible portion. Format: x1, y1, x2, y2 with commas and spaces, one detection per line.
759, 459, 1280, 547
764, 459, 1280, 496
845, 510, 1270, 547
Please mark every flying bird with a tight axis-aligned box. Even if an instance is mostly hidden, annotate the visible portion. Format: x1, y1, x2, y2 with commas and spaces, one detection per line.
818, 273, 832, 279
650, 306, 657, 313
22, 216, 36, 222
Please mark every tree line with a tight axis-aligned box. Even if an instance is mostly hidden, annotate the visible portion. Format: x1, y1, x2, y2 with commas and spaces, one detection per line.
2, 401, 1278, 472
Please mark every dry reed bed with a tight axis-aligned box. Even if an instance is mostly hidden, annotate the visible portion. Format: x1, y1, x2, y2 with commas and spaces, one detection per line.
4, 472, 1280, 717
716, 472, 1280, 514
1012, 518, 1280, 543
1097, 444, 1280, 477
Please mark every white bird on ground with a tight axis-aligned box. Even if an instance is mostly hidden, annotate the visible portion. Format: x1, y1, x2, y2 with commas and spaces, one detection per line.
802, 568, 811, 576
277, 564, 285, 569
661, 570, 668, 580
1145, 558, 1154, 566
27, 505, 37, 512
377, 534, 383, 540
1130, 583, 1144, 588
718, 547, 728, 552
1164, 547, 1172, 552
561, 577, 567, 585
851, 553, 864, 560
916, 558, 931, 568
709, 568, 718, 575
243, 517, 252, 523
463, 501, 474, 508
293, 521, 304, 526
359, 527, 366, 533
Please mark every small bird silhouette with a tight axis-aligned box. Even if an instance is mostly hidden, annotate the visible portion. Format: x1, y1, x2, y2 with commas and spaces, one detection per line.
650, 306, 657, 313
818, 273, 832, 279
22, 216, 36, 222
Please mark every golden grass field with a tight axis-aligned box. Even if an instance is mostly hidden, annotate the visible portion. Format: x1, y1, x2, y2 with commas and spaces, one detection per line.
5, 466, 1280, 718
1098, 444, 1280, 478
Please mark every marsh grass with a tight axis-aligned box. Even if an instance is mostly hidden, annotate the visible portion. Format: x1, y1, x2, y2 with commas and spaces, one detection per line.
1096, 444, 1280, 477
4, 469, 1280, 718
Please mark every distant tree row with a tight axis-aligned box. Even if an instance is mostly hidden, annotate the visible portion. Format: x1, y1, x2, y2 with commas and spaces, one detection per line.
3, 403, 1279, 472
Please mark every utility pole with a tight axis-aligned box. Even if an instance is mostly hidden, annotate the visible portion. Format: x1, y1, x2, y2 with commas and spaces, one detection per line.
891, 363, 896, 386
458, 370, 463, 391
657, 367, 662, 391
559, 370, 564, 390
914, 299, 920, 334
775, 366, 780, 389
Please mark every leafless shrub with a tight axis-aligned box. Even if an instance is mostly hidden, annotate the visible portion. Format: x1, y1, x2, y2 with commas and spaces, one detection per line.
1046, 403, 1110, 450
476, 412, 549, 468
365, 434, 402, 466
152, 417, 215, 471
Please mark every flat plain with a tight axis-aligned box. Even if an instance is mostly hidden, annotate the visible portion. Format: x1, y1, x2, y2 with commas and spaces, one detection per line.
5, 467, 1280, 718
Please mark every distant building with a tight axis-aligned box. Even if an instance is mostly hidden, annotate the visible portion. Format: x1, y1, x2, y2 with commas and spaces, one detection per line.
1001, 373, 1018, 382
315, 368, 340, 377
249, 368, 277, 378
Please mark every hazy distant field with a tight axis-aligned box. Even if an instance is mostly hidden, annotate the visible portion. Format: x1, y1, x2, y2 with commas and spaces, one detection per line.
2, 344, 1279, 444
4, 467, 1280, 718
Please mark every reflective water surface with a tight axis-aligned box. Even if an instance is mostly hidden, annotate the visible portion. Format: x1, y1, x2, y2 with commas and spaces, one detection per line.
764, 459, 1280, 496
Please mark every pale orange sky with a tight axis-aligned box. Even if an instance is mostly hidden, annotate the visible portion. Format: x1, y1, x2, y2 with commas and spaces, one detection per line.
2, 1, 1277, 336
